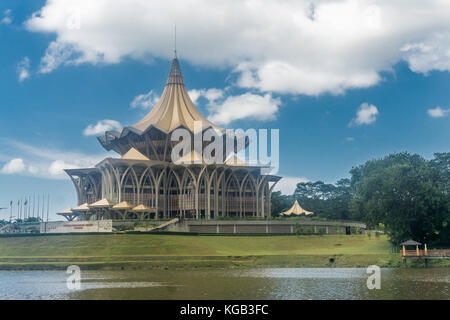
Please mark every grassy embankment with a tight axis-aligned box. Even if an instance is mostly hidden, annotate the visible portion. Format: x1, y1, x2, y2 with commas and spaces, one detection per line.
0, 233, 444, 270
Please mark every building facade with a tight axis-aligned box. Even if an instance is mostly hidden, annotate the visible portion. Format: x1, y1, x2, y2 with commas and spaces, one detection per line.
63, 57, 280, 220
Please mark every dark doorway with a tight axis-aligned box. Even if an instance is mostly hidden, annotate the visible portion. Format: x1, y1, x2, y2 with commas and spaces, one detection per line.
345, 227, 351, 235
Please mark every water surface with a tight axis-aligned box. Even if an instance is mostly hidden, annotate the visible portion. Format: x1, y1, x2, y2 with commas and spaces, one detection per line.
0, 268, 448, 300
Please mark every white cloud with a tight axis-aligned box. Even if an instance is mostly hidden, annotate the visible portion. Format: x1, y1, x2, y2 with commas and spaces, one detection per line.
25, 1, 450, 95
274, 176, 309, 195
345, 137, 355, 142
130, 90, 159, 109
188, 88, 224, 104
427, 106, 449, 118
48, 160, 78, 177
350, 102, 379, 126
0, 139, 108, 180
1, 9, 12, 25
83, 119, 121, 136
1, 158, 26, 174
17, 57, 31, 82
207, 92, 281, 125
38, 41, 76, 74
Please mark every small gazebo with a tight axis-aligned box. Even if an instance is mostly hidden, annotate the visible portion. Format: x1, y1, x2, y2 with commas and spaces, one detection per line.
112, 201, 135, 220
88, 198, 116, 220
57, 208, 76, 221
280, 200, 314, 216
132, 204, 155, 220
400, 239, 425, 257
71, 202, 90, 220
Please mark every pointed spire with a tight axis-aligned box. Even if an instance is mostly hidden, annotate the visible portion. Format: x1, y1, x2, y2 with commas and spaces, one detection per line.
166, 57, 184, 85
174, 24, 177, 58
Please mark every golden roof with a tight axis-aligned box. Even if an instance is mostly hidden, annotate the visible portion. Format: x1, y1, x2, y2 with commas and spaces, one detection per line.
88, 198, 116, 208
280, 200, 314, 216
112, 201, 135, 210
121, 147, 150, 161
133, 58, 223, 133
132, 204, 154, 212
57, 208, 73, 214
71, 202, 89, 211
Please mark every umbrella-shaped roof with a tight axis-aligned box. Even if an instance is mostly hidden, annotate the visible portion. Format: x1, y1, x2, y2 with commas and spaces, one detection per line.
112, 201, 135, 210
71, 202, 90, 211
280, 200, 314, 216
88, 198, 116, 208
132, 204, 154, 212
57, 208, 73, 214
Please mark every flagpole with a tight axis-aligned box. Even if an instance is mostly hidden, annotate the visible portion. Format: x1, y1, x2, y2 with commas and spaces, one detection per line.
27, 196, 30, 219
47, 194, 50, 222
42, 194, 45, 221
37, 196, 40, 221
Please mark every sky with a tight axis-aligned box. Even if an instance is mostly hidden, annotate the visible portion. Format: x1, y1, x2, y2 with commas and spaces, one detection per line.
0, 0, 449, 221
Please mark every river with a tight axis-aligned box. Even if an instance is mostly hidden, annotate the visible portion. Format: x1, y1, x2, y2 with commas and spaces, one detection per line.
0, 268, 448, 300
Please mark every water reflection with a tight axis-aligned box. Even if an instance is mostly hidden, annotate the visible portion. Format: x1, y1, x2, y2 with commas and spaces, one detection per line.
0, 268, 448, 300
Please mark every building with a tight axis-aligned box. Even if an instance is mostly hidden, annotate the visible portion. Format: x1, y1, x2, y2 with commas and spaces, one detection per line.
63, 56, 280, 221
279, 200, 313, 216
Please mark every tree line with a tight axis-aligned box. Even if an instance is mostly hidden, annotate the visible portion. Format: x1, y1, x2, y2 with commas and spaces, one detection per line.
272, 152, 449, 245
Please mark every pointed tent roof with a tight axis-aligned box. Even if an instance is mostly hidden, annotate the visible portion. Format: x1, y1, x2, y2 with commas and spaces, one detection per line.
132, 204, 154, 212
134, 58, 223, 134
88, 198, 116, 208
280, 200, 314, 216
112, 201, 135, 210
96, 56, 247, 158
71, 202, 90, 211
122, 147, 150, 161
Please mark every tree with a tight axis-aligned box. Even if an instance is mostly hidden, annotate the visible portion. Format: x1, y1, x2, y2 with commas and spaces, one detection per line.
293, 179, 352, 219
350, 152, 449, 245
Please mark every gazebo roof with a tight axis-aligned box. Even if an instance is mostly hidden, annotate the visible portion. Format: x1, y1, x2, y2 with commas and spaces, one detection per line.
112, 201, 135, 210
89, 198, 116, 208
400, 239, 422, 246
71, 202, 90, 211
57, 208, 73, 214
132, 204, 153, 212
280, 200, 314, 216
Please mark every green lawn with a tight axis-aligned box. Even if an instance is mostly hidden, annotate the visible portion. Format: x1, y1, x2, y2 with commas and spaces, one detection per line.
0, 234, 405, 269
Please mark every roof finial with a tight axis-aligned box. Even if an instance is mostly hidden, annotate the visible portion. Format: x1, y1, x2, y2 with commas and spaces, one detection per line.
174, 24, 177, 58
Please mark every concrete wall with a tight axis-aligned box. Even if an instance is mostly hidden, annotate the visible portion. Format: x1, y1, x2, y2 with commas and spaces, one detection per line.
40, 220, 113, 233
165, 220, 366, 235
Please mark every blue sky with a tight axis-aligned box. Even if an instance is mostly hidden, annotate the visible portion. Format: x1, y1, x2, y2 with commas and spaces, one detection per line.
0, 1, 449, 220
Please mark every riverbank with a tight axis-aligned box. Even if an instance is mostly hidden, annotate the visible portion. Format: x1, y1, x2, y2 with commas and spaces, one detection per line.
0, 234, 447, 270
